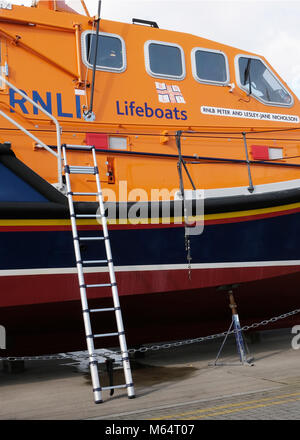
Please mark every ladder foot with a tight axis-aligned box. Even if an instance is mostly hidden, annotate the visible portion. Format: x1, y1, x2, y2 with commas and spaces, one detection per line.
128, 395, 136, 399
95, 400, 103, 404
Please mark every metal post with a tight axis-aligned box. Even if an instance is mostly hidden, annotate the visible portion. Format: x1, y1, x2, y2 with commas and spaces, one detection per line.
210, 285, 254, 366
176, 131, 184, 199
228, 289, 248, 364
242, 132, 254, 193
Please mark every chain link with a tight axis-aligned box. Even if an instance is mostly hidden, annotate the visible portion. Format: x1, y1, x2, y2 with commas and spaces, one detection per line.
1, 308, 299, 362
184, 233, 192, 280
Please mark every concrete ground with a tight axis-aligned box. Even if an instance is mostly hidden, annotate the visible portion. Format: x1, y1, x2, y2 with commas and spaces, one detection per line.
0, 327, 299, 420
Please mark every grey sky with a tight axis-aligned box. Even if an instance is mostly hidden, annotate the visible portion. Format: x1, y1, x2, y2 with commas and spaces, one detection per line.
10, 0, 300, 99
85, 0, 300, 99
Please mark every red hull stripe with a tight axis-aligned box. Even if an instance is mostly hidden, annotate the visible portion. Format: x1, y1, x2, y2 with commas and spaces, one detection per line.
1, 264, 300, 308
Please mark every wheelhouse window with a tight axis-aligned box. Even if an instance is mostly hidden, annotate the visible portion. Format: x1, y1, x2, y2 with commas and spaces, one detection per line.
144, 41, 185, 80
236, 55, 292, 106
82, 31, 126, 73
191, 48, 229, 85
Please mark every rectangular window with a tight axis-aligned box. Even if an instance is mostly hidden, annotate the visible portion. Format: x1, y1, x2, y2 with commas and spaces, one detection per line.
191, 48, 229, 85
145, 41, 185, 80
109, 136, 127, 150
236, 55, 293, 106
82, 31, 126, 73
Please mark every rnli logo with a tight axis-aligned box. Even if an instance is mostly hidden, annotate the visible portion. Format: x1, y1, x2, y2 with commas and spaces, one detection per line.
155, 82, 186, 104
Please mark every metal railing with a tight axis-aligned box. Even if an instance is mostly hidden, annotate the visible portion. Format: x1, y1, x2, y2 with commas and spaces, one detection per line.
176, 130, 257, 195
0, 75, 63, 189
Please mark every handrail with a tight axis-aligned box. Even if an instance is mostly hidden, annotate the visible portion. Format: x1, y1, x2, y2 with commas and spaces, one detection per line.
176, 130, 257, 198
43, 143, 300, 168
0, 74, 63, 190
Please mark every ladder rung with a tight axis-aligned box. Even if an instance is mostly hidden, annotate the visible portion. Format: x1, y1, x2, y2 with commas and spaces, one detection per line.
86, 283, 113, 288
67, 165, 97, 175
64, 144, 94, 150
93, 332, 120, 338
78, 236, 105, 241
82, 260, 108, 265
75, 214, 101, 218
102, 385, 127, 391
72, 192, 100, 196
90, 307, 118, 312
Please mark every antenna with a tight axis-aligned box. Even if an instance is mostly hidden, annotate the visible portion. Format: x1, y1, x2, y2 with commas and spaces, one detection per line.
84, 0, 101, 122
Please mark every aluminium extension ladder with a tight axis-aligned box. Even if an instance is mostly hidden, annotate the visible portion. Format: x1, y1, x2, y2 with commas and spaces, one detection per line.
62, 144, 135, 404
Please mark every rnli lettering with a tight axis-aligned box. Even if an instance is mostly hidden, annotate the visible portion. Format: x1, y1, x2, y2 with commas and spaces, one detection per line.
9, 88, 82, 119
116, 100, 188, 120
201, 106, 299, 123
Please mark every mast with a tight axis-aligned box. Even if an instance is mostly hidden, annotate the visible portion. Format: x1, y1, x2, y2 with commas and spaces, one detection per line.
36, 0, 90, 15
83, 0, 101, 121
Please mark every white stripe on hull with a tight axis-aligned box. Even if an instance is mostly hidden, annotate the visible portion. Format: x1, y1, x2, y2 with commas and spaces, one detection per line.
1, 260, 300, 277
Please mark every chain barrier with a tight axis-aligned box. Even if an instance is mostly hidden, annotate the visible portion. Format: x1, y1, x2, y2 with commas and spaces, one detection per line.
1, 308, 300, 362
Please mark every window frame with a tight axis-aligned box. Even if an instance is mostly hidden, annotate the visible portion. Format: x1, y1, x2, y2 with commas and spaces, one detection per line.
235, 54, 294, 108
81, 30, 127, 73
144, 40, 186, 81
191, 47, 230, 86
